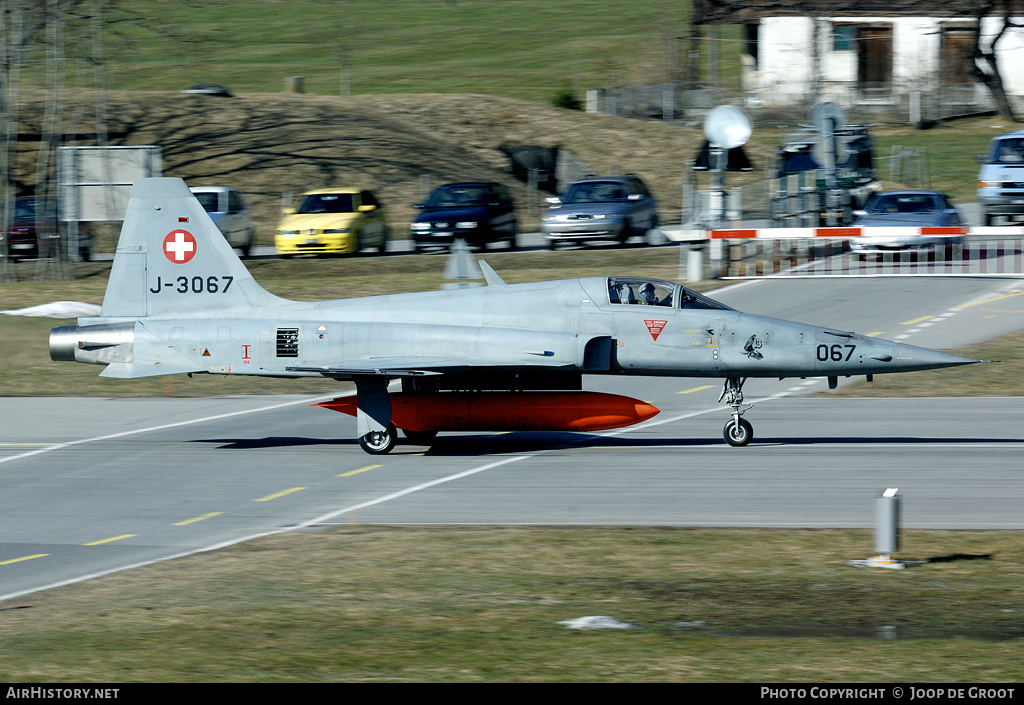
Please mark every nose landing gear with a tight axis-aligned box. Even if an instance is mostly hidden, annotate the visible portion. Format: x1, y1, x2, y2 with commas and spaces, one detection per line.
719, 376, 753, 447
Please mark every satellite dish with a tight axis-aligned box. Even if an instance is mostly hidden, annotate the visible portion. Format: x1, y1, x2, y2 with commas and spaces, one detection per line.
704, 105, 752, 149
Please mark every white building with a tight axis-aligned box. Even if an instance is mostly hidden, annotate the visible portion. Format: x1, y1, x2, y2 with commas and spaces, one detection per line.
693, 1, 1024, 111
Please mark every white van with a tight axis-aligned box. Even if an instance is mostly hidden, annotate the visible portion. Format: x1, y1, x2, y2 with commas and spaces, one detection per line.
977, 129, 1024, 226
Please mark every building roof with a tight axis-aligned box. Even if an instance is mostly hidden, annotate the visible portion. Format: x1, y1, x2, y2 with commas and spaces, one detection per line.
692, 0, 1024, 25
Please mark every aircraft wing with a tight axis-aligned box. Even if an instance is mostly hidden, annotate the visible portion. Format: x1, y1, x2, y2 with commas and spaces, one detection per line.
287, 355, 576, 378
100, 361, 206, 378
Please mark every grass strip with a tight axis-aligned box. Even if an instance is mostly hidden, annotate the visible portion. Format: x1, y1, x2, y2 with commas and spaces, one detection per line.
1, 526, 1021, 682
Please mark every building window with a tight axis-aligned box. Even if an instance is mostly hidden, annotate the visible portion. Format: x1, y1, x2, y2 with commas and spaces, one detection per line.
833, 24, 857, 52
857, 24, 893, 91
940, 26, 975, 88
744, 23, 759, 69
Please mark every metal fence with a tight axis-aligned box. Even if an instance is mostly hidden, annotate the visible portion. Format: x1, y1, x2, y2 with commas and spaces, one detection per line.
586, 82, 1005, 126
704, 236, 1024, 279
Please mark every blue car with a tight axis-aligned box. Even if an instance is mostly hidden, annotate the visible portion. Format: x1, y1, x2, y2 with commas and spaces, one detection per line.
851, 190, 962, 252
410, 182, 517, 252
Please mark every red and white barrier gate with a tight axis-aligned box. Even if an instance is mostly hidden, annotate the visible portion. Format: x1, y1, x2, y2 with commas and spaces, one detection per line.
695, 226, 1024, 278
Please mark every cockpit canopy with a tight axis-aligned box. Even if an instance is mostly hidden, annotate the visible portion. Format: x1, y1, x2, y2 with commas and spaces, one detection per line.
606, 277, 733, 310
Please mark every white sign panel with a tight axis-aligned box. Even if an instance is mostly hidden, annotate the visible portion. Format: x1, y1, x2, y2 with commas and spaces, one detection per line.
58, 146, 162, 221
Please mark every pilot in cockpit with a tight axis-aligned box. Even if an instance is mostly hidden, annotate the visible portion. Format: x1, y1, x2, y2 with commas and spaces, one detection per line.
614, 282, 634, 304
638, 282, 658, 305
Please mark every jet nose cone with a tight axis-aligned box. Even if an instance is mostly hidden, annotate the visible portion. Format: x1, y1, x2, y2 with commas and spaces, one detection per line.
892, 343, 980, 372
635, 402, 661, 423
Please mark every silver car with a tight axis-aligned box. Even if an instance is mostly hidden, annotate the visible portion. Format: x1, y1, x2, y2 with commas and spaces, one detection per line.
189, 186, 254, 256
541, 175, 658, 249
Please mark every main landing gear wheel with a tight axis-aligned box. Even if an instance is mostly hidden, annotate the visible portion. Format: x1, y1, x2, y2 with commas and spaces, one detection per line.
723, 417, 753, 447
359, 423, 397, 454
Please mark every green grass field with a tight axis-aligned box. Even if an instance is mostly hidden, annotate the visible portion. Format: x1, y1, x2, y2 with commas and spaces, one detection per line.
1, 527, 1021, 682
89, 1, 706, 103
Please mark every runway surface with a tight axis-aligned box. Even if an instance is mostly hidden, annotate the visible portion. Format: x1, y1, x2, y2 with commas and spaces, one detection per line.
2, 274, 1023, 601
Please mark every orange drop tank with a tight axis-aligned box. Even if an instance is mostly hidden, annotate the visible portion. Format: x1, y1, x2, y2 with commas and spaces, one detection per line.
313, 391, 659, 433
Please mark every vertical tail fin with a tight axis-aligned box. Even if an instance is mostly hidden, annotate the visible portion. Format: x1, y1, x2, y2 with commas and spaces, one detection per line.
100, 178, 286, 319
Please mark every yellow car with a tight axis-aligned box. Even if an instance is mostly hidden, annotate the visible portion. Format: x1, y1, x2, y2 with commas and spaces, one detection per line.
275, 188, 388, 256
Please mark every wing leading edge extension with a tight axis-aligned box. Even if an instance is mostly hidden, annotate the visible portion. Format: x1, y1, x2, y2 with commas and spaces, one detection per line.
286, 355, 577, 379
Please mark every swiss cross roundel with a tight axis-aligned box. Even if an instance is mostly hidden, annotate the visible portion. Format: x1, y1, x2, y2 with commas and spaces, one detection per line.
163, 230, 197, 264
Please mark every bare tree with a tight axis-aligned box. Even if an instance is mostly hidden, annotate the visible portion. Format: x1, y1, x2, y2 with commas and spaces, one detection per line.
0, 0, 141, 278
971, 0, 1022, 122
1, 2, 54, 279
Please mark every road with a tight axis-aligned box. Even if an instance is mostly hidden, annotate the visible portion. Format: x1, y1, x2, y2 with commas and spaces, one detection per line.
86, 199, 994, 261
2, 274, 1024, 601
98, 230, 555, 261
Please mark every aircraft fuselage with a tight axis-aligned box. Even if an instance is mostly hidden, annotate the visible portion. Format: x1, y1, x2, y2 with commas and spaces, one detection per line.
52, 276, 961, 384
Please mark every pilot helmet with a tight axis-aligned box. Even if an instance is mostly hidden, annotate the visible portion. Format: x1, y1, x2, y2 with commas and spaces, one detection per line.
639, 282, 656, 303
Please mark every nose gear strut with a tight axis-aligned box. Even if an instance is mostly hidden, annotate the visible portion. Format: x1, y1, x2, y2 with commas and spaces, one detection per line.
719, 376, 753, 446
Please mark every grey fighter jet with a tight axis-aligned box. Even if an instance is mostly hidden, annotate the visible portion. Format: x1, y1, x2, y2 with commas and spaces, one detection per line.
50, 178, 979, 453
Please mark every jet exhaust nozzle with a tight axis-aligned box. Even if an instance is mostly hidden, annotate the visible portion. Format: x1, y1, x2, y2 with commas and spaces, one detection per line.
49, 323, 136, 364
48, 325, 80, 362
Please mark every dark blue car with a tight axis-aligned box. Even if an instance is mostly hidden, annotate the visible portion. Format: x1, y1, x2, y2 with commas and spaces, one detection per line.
410, 182, 517, 252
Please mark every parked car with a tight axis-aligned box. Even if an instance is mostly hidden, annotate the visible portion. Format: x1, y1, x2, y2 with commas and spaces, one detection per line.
189, 186, 254, 256
275, 188, 388, 256
850, 190, 962, 252
541, 175, 658, 249
977, 129, 1024, 225
410, 182, 517, 252
1, 196, 60, 260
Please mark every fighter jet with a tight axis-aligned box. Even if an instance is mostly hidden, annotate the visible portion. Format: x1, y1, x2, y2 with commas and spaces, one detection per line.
50, 178, 979, 454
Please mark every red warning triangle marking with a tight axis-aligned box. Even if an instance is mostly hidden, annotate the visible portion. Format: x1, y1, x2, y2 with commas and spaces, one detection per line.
644, 320, 667, 341
202, 348, 211, 357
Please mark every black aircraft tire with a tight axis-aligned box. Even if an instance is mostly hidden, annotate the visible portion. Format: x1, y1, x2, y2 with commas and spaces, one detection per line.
359, 424, 397, 454
402, 429, 438, 445
723, 418, 753, 447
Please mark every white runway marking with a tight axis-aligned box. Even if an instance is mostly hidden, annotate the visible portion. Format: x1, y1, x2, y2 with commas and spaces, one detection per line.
0, 394, 339, 467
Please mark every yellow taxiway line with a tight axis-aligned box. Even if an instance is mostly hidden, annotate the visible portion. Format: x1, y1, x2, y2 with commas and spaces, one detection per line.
0, 554, 49, 565
255, 487, 306, 502
83, 534, 136, 546
174, 512, 223, 526
338, 464, 382, 477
